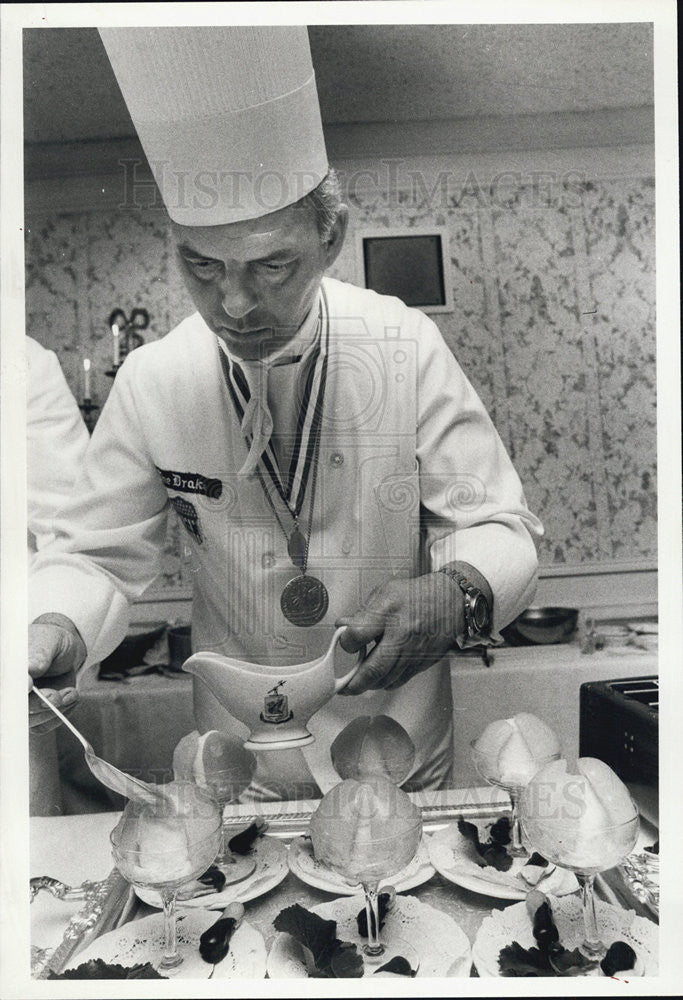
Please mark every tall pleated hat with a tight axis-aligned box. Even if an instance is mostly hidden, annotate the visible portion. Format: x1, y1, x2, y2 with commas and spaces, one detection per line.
99, 26, 328, 226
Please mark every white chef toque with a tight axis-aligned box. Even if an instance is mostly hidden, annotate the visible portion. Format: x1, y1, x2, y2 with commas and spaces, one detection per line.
98, 26, 328, 226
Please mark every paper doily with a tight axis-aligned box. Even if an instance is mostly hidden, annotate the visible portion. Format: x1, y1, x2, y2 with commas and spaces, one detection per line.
136, 835, 287, 910
427, 822, 578, 900
267, 893, 471, 978
64, 910, 266, 978
472, 893, 658, 977
288, 835, 435, 895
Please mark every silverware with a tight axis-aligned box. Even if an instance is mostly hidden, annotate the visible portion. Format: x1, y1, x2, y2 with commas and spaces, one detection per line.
201, 901, 245, 975
32, 687, 169, 806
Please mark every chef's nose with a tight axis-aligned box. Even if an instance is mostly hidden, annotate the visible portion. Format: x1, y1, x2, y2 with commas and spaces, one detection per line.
219, 270, 257, 320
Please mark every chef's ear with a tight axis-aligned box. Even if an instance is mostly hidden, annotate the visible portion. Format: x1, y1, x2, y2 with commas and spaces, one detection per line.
322, 204, 348, 267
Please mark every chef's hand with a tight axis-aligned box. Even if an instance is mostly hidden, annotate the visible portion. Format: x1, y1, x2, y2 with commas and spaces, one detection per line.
29, 614, 86, 734
336, 564, 491, 694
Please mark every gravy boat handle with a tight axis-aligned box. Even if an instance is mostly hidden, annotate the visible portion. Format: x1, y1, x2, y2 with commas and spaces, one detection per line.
332, 625, 366, 693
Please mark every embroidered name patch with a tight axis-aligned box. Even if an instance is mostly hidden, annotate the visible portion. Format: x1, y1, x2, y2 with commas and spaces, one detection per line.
170, 496, 203, 544
157, 467, 222, 499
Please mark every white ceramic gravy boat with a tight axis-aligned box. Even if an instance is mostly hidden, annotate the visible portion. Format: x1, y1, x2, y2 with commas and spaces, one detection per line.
182, 626, 363, 751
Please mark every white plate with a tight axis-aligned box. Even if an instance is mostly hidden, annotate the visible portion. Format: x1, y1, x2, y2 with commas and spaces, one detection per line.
267, 894, 471, 978
63, 910, 266, 979
136, 834, 288, 909
472, 893, 658, 977
287, 835, 435, 895
427, 822, 578, 901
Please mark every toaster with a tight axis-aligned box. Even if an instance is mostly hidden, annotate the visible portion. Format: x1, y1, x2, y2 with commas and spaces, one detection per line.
579, 675, 658, 828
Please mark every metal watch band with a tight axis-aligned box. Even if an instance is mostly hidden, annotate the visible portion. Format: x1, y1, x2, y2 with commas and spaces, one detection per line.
437, 566, 491, 643
437, 566, 475, 595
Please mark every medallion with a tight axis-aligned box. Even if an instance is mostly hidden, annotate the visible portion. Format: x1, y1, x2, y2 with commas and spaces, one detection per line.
281, 575, 329, 627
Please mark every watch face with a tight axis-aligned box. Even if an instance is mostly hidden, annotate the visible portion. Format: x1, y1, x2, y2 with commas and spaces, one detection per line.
471, 594, 491, 632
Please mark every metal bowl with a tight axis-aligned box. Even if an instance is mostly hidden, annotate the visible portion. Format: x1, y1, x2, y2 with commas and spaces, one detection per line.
501, 606, 579, 646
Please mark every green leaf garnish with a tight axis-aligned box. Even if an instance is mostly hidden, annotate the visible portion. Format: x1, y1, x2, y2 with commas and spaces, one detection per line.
499, 897, 596, 977
330, 942, 364, 978
48, 959, 166, 979
489, 816, 512, 845
274, 903, 341, 975
548, 948, 597, 976
458, 817, 513, 871
498, 940, 549, 976
274, 903, 363, 978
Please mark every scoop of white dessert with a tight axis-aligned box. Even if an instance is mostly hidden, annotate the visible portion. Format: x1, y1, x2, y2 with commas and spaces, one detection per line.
309, 775, 422, 884
113, 780, 221, 885
173, 730, 256, 800
330, 715, 416, 784
473, 713, 560, 785
521, 758, 638, 871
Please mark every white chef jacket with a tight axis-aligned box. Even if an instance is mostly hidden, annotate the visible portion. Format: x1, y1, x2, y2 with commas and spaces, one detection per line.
26, 337, 90, 558
29, 277, 543, 799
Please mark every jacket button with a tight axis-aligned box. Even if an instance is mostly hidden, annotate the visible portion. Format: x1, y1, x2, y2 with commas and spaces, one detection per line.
262, 552, 276, 569
330, 451, 344, 466
341, 539, 352, 555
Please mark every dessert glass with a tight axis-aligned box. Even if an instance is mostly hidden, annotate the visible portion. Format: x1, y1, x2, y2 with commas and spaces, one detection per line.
110, 786, 221, 972
520, 794, 639, 958
313, 818, 423, 971
470, 740, 560, 857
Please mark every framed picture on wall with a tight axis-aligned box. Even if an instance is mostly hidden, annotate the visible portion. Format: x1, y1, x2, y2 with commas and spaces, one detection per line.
355, 227, 453, 313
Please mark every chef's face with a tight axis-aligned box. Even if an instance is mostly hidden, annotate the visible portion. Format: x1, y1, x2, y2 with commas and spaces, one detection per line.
171, 201, 347, 360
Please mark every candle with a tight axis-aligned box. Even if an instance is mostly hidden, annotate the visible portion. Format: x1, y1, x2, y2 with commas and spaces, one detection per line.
112, 324, 120, 366
83, 358, 91, 399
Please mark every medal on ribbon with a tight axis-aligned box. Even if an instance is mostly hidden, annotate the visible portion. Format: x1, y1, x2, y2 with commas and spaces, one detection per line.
220, 294, 330, 626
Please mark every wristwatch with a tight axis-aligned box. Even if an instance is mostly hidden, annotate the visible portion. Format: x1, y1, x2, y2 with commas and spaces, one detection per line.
438, 567, 492, 645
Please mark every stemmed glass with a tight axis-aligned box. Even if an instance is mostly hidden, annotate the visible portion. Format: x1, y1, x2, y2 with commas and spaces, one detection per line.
311, 779, 422, 971
110, 783, 221, 972
198, 764, 256, 872
316, 824, 422, 970
471, 740, 560, 857
520, 794, 639, 959
173, 731, 256, 876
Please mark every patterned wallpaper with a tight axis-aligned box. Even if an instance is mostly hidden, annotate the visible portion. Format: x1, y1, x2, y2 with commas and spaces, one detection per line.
25, 163, 656, 588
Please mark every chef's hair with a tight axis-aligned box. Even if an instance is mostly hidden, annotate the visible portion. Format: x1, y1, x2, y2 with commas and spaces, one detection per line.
303, 168, 343, 246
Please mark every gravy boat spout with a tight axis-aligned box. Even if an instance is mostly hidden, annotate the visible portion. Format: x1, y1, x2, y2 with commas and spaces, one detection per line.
182, 626, 362, 751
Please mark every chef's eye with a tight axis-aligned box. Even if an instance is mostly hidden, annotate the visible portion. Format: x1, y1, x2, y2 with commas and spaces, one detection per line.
188, 259, 222, 281
257, 260, 291, 275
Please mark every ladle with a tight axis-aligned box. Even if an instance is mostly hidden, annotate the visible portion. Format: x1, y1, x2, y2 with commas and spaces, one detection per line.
32, 686, 170, 807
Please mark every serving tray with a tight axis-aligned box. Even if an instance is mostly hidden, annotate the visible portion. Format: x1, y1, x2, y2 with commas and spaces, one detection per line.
33, 788, 509, 977
34, 869, 135, 978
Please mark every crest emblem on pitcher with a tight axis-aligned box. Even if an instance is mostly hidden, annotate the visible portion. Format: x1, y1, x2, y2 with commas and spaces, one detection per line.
260, 680, 294, 725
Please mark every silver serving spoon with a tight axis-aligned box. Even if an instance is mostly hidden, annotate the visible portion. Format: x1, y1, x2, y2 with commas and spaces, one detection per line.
32, 686, 170, 806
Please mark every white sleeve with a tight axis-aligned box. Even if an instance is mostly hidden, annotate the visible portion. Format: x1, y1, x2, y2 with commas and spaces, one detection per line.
415, 314, 544, 637
29, 353, 171, 666
26, 338, 90, 552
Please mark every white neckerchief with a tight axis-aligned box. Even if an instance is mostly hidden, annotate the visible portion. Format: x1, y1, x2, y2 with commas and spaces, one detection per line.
218, 294, 322, 478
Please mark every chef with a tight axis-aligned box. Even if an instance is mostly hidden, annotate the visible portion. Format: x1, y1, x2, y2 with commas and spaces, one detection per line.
28, 27, 543, 801
26, 337, 89, 814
